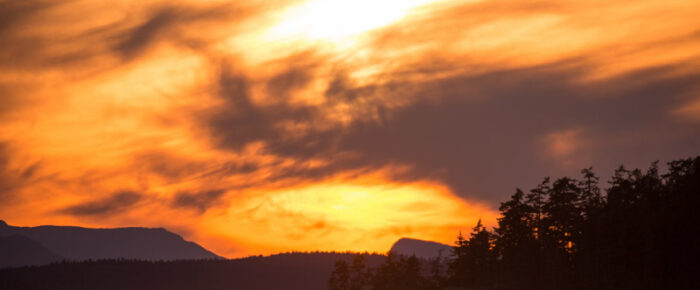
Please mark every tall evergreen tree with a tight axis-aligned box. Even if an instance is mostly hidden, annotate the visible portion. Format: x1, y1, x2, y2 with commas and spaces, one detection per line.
329, 260, 351, 290
449, 220, 496, 288
526, 177, 550, 242
495, 189, 539, 289
579, 167, 604, 218
542, 177, 583, 253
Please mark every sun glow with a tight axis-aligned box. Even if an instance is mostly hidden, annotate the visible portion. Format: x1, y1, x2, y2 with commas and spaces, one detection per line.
205, 175, 498, 256
266, 0, 439, 42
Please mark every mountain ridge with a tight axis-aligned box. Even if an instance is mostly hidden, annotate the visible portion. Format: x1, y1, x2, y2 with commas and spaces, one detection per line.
389, 237, 453, 259
0, 235, 64, 268
0, 219, 221, 268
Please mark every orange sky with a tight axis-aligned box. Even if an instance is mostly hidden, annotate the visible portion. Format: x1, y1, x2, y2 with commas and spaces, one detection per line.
1, 0, 699, 257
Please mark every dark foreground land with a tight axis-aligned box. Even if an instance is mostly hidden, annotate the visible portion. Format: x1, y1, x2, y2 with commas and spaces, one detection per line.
0, 252, 385, 290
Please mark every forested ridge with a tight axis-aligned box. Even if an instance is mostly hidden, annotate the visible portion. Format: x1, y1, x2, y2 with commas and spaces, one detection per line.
0, 252, 385, 290
329, 157, 700, 290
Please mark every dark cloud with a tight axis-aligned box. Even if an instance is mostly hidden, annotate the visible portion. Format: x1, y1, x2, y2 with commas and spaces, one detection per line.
0, 142, 43, 206
205, 161, 260, 178
0, 0, 54, 31
207, 68, 322, 154
266, 64, 316, 99
0, 1, 68, 116
0, 142, 15, 202
0, 1, 246, 70
206, 64, 410, 165
112, 5, 240, 59
203, 58, 700, 204
332, 62, 700, 201
60, 191, 143, 216
113, 8, 181, 58
134, 151, 209, 181
0, 0, 63, 67
0, 0, 113, 70
171, 190, 226, 213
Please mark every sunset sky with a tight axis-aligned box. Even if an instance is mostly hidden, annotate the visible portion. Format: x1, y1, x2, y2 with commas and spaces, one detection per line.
1, 0, 699, 258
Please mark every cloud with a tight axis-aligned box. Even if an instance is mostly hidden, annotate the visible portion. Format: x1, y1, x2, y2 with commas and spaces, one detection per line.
541, 128, 590, 167
0, 0, 248, 71
207, 67, 324, 156
197, 59, 700, 203
112, 4, 244, 60
60, 191, 144, 216
0, 142, 43, 206
134, 151, 210, 181
674, 98, 700, 122
0, 0, 63, 68
113, 8, 183, 59
211, 178, 496, 253
171, 189, 227, 213
265, 60, 317, 99
0, 143, 17, 202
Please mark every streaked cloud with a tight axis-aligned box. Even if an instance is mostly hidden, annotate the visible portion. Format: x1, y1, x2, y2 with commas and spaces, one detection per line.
675, 98, 700, 122
60, 191, 144, 216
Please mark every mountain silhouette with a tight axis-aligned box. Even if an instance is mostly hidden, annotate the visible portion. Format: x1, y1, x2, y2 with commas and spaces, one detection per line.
0, 220, 220, 267
389, 237, 452, 259
0, 235, 63, 269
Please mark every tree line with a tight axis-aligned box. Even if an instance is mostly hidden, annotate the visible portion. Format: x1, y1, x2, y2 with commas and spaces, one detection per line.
0, 252, 384, 290
329, 157, 700, 289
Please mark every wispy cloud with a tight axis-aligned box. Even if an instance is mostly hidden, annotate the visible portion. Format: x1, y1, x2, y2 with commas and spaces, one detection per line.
60, 191, 144, 216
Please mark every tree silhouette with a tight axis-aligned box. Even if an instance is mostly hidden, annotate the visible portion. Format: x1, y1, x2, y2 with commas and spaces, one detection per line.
495, 188, 539, 289
448, 219, 496, 288
446, 157, 699, 289
329, 260, 351, 290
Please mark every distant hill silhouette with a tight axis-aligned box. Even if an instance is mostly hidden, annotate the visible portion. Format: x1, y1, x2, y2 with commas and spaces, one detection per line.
0, 252, 386, 290
0, 220, 221, 267
389, 237, 452, 259
0, 235, 63, 269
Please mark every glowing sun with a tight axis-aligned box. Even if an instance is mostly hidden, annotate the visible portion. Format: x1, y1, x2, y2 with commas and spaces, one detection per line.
268, 0, 440, 41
